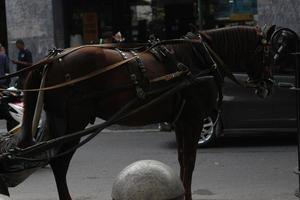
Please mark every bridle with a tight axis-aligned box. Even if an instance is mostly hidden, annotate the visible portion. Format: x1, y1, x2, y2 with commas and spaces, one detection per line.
250, 27, 300, 92
245, 29, 275, 92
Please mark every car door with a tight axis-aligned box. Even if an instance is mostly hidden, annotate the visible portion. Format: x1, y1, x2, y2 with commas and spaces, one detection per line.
222, 72, 276, 131
269, 65, 297, 130
222, 61, 297, 132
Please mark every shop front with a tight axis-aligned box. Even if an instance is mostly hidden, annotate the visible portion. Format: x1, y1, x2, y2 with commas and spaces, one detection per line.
201, 0, 258, 29
130, 0, 258, 40
61, 0, 198, 45
3, 0, 259, 58
62, 0, 132, 46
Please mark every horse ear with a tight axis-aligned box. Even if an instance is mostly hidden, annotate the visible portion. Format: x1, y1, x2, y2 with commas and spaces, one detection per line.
266, 25, 276, 41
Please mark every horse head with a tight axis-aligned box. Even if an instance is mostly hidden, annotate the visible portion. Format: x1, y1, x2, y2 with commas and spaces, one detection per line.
242, 25, 278, 98
201, 26, 277, 98
251, 25, 300, 97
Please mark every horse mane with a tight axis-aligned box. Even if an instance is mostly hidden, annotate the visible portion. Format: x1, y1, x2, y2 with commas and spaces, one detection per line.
201, 26, 261, 67
165, 26, 261, 73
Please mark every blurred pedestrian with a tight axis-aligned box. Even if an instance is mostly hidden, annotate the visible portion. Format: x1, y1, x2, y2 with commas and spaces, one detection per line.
113, 31, 125, 43
0, 44, 10, 88
100, 31, 125, 44
11, 39, 32, 89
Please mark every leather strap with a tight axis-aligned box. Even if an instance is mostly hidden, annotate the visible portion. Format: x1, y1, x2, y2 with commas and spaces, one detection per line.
0, 39, 207, 93
150, 70, 190, 83
115, 48, 147, 99
0, 56, 138, 92
204, 43, 241, 86
31, 65, 48, 137
0, 39, 201, 81
0, 45, 89, 81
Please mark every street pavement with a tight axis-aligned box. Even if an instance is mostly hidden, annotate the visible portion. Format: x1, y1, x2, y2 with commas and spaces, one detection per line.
0, 119, 297, 200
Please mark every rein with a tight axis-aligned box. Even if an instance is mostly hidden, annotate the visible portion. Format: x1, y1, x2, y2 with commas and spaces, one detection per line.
2, 75, 213, 164
204, 43, 241, 86
0, 39, 204, 92
0, 43, 148, 81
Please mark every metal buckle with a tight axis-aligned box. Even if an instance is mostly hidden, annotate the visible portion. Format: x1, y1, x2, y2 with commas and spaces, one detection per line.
136, 87, 146, 99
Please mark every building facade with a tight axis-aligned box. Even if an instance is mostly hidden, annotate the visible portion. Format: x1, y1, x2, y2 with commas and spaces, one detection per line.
2, 0, 197, 62
257, 0, 300, 33
3, 0, 64, 66
1, 0, 300, 65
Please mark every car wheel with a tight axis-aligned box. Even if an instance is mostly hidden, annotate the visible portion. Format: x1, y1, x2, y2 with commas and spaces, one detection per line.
158, 122, 172, 132
198, 115, 222, 148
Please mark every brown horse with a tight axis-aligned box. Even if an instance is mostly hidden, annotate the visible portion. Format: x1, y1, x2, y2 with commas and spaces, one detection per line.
4, 26, 276, 200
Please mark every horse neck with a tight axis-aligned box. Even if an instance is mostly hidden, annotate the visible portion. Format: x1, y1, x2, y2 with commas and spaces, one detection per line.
203, 27, 260, 68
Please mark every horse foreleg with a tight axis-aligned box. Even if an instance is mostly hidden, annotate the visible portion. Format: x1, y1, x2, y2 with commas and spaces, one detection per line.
47, 112, 78, 200
49, 103, 92, 200
50, 143, 78, 200
175, 126, 184, 181
177, 119, 202, 200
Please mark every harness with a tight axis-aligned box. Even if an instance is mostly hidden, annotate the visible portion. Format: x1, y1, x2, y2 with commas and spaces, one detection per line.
246, 28, 275, 88
183, 32, 228, 110
0, 36, 233, 178
115, 48, 148, 99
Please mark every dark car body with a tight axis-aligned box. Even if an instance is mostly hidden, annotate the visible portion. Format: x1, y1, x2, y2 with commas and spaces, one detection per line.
220, 66, 297, 135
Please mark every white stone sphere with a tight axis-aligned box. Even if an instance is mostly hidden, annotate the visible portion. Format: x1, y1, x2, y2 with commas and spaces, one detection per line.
112, 160, 184, 200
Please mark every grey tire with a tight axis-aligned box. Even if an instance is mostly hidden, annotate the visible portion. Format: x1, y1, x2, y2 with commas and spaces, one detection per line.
198, 114, 222, 148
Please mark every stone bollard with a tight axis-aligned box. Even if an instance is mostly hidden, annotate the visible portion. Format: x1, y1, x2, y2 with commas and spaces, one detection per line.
112, 160, 184, 200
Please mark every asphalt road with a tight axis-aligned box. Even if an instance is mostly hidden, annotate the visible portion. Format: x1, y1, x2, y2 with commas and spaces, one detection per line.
0, 120, 297, 200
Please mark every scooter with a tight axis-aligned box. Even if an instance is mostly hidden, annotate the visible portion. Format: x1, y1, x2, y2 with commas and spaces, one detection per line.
0, 87, 23, 131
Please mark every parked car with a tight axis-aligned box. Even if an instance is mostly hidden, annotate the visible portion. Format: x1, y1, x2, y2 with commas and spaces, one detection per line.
198, 65, 297, 147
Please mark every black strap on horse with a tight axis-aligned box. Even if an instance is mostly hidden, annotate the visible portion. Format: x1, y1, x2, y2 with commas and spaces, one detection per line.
185, 32, 241, 86
205, 44, 241, 86
1, 74, 213, 166
115, 48, 148, 99
185, 33, 224, 103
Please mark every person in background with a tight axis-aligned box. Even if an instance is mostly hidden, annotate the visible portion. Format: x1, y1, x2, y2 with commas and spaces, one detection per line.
0, 44, 10, 88
100, 31, 125, 44
11, 39, 32, 88
113, 31, 125, 43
